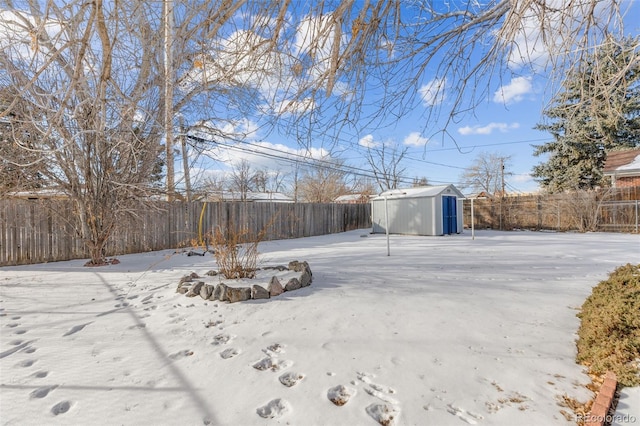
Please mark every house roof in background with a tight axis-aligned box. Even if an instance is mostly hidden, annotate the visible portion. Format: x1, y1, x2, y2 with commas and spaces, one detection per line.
205, 191, 294, 202
603, 148, 640, 174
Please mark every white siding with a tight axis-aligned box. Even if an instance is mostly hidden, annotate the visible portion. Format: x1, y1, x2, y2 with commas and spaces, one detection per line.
371, 185, 464, 236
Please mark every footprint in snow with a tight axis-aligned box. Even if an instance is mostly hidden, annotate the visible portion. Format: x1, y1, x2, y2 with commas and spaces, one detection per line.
256, 398, 290, 419
17, 359, 36, 368
219, 348, 240, 359
33, 371, 48, 378
357, 371, 399, 405
279, 372, 305, 387
51, 400, 72, 416
168, 349, 194, 360
263, 343, 284, 355
211, 334, 233, 345
366, 403, 400, 426
63, 323, 92, 337
0, 340, 34, 359
446, 404, 484, 424
30, 385, 58, 399
327, 385, 356, 406
252, 357, 292, 372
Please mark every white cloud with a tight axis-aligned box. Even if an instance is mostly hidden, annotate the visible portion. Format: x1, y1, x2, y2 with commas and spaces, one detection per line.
358, 134, 379, 148
506, 15, 550, 71
513, 173, 533, 183
458, 122, 520, 135
493, 76, 532, 104
503, 0, 609, 71
403, 132, 429, 147
419, 77, 447, 106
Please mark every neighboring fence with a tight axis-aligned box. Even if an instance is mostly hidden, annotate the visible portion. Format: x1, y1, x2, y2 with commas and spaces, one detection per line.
0, 200, 372, 266
464, 187, 640, 233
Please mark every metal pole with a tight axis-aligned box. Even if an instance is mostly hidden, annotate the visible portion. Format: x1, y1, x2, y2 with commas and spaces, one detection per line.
385, 196, 390, 256
471, 197, 475, 240
636, 200, 638, 233
164, 0, 175, 201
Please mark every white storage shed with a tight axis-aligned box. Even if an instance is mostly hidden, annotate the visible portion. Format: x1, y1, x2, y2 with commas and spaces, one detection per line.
371, 185, 464, 236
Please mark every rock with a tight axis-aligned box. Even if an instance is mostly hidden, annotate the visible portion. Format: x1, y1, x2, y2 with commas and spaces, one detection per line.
299, 270, 312, 287
264, 265, 289, 272
178, 275, 193, 285
186, 281, 205, 297
284, 277, 301, 292
268, 276, 284, 296
189, 272, 200, 279
252, 284, 270, 300
176, 286, 188, 294
227, 287, 252, 303
213, 283, 229, 302
205, 270, 218, 276
200, 284, 214, 300
288, 261, 303, 272
288, 261, 312, 277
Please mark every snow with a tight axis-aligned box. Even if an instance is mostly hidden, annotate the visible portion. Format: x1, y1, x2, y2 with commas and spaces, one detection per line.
374, 184, 460, 199
617, 154, 640, 171
1, 229, 638, 425
613, 387, 640, 426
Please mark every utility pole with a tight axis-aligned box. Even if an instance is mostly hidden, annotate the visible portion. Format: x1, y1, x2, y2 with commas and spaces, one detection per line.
179, 115, 192, 203
164, 0, 175, 201
499, 157, 505, 230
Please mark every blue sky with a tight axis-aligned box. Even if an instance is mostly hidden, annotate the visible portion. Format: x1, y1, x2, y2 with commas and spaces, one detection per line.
181, 1, 640, 195
1, 1, 638, 196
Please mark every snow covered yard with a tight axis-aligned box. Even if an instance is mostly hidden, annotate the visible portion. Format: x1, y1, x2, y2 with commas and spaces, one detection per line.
1, 229, 638, 425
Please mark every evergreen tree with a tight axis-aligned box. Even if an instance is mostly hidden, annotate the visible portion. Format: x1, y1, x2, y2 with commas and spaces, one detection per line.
532, 36, 640, 192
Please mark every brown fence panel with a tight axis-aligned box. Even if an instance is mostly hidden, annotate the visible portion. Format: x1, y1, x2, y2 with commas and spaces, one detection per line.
0, 199, 372, 266
464, 187, 640, 233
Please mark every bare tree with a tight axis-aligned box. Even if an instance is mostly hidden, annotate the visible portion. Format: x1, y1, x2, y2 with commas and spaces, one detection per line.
227, 159, 257, 201
364, 142, 408, 192
412, 177, 429, 187
0, 2, 166, 265
0, 87, 44, 193
297, 159, 350, 203
459, 152, 512, 196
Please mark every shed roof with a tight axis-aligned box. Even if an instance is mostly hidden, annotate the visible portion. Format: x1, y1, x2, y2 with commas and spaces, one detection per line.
372, 184, 463, 200
603, 148, 640, 174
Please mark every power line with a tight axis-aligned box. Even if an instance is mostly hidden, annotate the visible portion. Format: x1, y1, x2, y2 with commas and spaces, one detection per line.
186, 132, 420, 185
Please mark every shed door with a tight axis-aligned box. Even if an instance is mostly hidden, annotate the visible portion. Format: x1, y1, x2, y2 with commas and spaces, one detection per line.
442, 196, 457, 234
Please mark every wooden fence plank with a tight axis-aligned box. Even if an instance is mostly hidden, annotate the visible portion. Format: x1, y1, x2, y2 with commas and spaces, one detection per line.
0, 200, 372, 266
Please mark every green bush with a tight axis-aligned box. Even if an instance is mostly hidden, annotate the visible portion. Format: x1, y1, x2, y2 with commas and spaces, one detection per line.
576, 263, 640, 387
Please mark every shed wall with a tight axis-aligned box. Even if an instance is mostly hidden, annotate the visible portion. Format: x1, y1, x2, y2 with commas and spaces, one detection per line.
371, 194, 464, 236
372, 197, 439, 236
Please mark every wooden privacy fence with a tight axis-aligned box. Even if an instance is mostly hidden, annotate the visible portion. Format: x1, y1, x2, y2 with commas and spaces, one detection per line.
0, 199, 372, 266
463, 187, 640, 233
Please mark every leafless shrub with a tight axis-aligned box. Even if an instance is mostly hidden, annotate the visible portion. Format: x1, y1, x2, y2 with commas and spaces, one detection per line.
210, 223, 266, 280
559, 189, 611, 232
